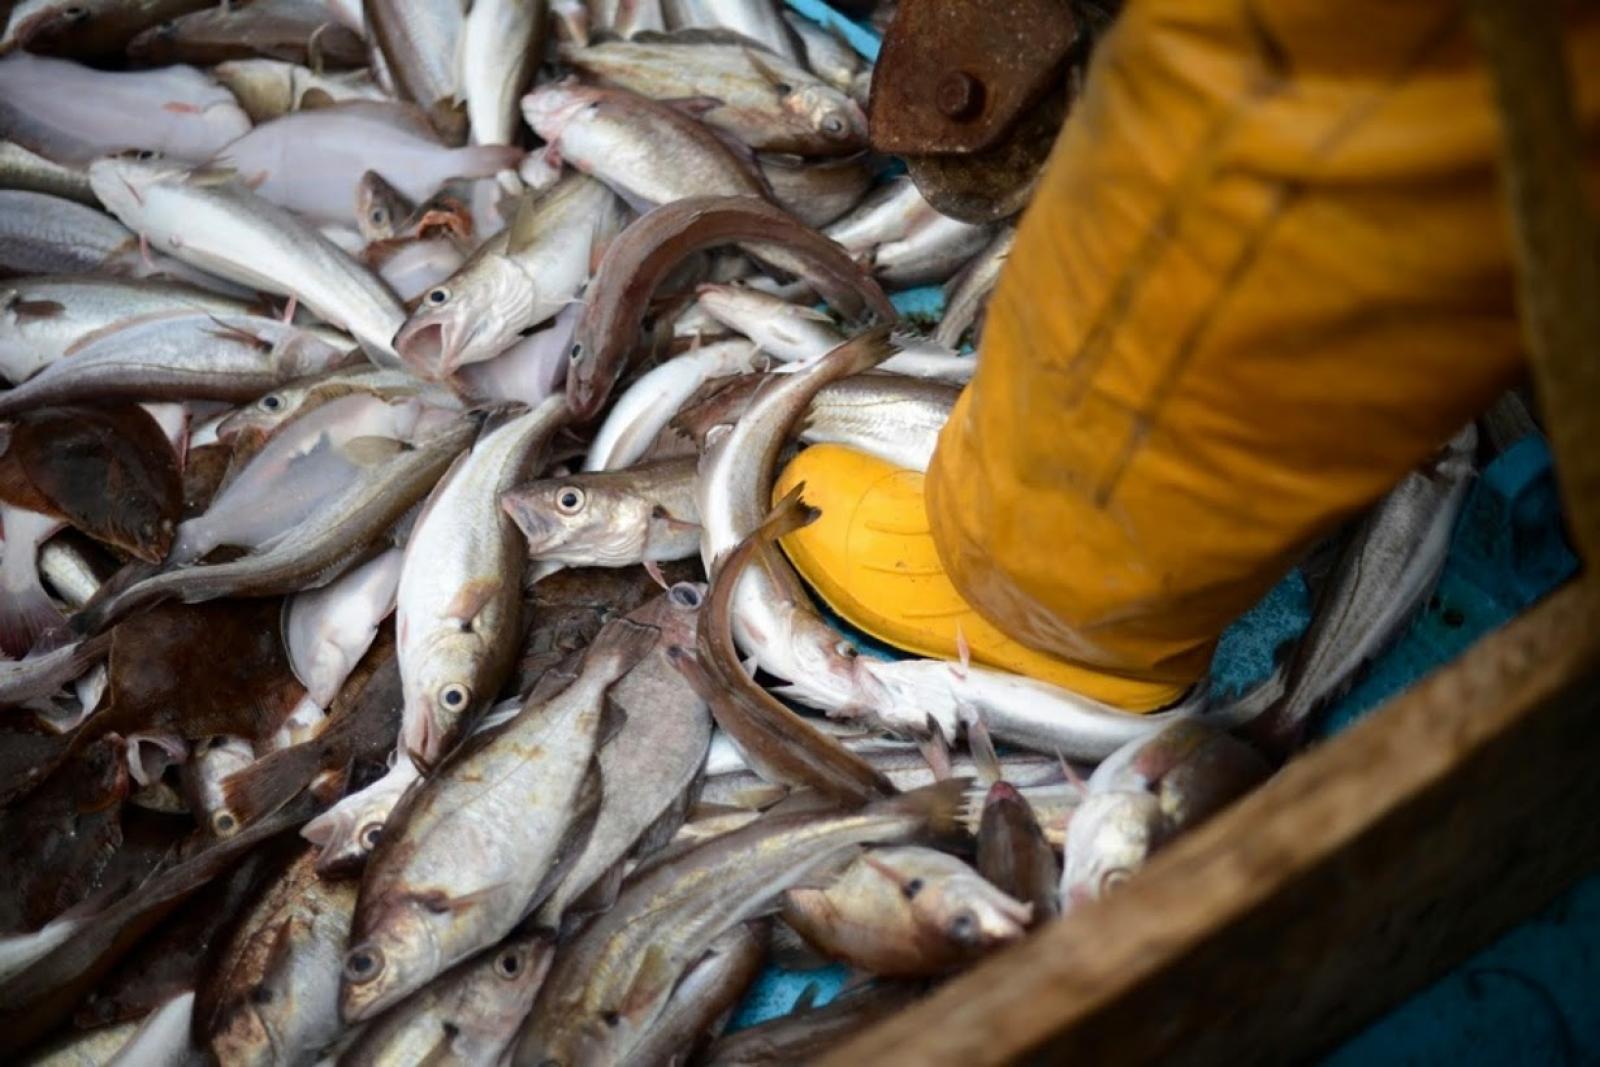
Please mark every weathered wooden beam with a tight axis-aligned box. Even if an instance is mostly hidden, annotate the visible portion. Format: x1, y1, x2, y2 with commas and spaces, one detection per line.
1468, 0, 1600, 565
821, 578, 1600, 1066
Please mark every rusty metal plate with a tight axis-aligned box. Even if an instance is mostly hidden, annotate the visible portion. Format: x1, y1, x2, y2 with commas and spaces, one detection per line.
869, 0, 1079, 156
903, 84, 1070, 224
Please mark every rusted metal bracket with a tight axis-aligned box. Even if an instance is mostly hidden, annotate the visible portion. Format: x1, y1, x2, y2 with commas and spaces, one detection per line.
868, 0, 1082, 223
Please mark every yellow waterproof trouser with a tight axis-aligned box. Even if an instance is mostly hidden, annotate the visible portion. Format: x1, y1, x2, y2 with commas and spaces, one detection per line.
786, 0, 1600, 710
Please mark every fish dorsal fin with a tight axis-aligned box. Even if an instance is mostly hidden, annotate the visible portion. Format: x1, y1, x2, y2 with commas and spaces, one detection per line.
298, 87, 338, 111
598, 692, 629, 750
631, 27, 780, 53
505, 193, 543, 255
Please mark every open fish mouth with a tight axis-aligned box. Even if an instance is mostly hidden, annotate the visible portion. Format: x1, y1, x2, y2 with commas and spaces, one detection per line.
394, 319, 451, 379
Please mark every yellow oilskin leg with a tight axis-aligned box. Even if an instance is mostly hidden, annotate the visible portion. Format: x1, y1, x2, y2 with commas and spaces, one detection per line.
774, 444, 1185, 713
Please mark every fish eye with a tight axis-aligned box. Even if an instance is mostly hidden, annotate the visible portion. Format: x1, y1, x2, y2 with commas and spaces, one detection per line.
822, 116, 847, 136
249, 985, 273, 1005
1099, 868, 1131, 894
359, 821, 383, 851
774, 81, 793, 96
556, 487, 585, 514
212, 810, 239, 836
426, 287, 449, 306
835, 640, 857, 659
438, 683, 471, 711
902, 877, 924, 900
259, 393, 284, 412
668, 583, 701, 609
63, 5, 89, 19
601, 1010, 620, 1027
494, 950, 523, 978
947, 911, 979, 945
369, 208, 387, 225
568, 343, 584, 363
136, 149, 158, 161
344, 945, 385, 983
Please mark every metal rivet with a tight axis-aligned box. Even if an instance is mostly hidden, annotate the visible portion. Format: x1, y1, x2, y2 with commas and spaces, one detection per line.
937, 71, 986, 121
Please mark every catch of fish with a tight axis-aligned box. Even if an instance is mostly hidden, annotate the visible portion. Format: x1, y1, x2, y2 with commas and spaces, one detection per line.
0, 0, 1491, 1063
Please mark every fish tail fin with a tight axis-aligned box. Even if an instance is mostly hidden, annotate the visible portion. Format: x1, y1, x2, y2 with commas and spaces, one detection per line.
832, 324, 898, 376
220, 740, 325, 830
870, 776, 972, 843
0, 567, 66, 658
583, 616, 659, 677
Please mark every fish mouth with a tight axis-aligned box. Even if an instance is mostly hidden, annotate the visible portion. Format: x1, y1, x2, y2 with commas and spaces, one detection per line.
394, 319, 452, 380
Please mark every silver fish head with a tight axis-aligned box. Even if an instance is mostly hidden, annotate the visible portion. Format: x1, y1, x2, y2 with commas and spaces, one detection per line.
394, 259, 523, 379
500, 477, 653, 566
341, 897, 447, 1023
1058, 790, 1163, 912
401, 625, 502, 769
467, 935, 556, 1038
210, 977, 294, 1067
520, 82, 601, 142
789, 85, 869, 149
216, 384, 310, 444
863, 848, 1032, 954
659, 582, 707, 645
86, 153, 183, 221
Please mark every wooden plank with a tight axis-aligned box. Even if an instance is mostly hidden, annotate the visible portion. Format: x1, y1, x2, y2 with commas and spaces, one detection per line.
1468, 0, 1600, 563
820, 578, 1600, 1066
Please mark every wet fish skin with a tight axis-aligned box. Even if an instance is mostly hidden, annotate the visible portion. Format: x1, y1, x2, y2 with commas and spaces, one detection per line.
396, 397, 568, 769
617, 921, 768, 1067
212, 59, 387, 124
0, 189, 145, 276
782, 845, 1031, 976
285, 547, 403, 708
394, 174, 624, 377
1255, 425, 1479, 752
566, 195, 894, 420
560, 32, 867, 156
758, 150, 873, 228
127, 0, 367, 68
520, 81, 766, 210
0, 53, 252, 167
462, 0, 546, 149
534, 583, 711, 924
88, 155, 408, 367
202, 848, 358, 1067
934, 225, 1015, 349
976, 781, 1061, 923
363, 0, 467, 142
785, 10, 865, 96
584, 338, 758, 471
300, 751, 419, 878
0, 310, 357, 419
679, 488, 896, 805
343, 617, 658, 1022
503, 456, 701, 567
514, 779, 968, 1067
0, 631, 109, 713
0, 275, 250, 387
0, 140, 96, 206
73, 417, 475, 634
216, 365, 447, 449
339, 933, 554, 1067
660, 0, 802, 62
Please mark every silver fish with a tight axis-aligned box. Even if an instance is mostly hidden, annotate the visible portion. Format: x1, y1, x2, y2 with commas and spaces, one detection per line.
534, 584, 711, 924
462, 0, 547, 149
618, 922, 768, 1067
583, 338, 758, 472
364, 0, 467, 142
0, 275, 248, 386
201, 848, 357, 1067
785, 11, 865, 96
521, 82, 765, 210
512, 779, 967, 1067
560, 32, 866, 155
1257, 424, 1479, 748
300, 752, 420, 878
934, 225, 1015, 349
660, 0, 801, 62
342, 617, 657, 1021
88, 155, 409, 366
503, 456, 702, 567
74, 417, 474, 633
212, 58, 387, 123
339, 934, 554, 1067
0, 189, 193, 280
394, 174, 624, 377
0, 140, 96, 206
0, 310, 356, 418
214, 364, 447, 448
396, 397, 569, 768
758, 151, 873, 228
284, 546, 403, 707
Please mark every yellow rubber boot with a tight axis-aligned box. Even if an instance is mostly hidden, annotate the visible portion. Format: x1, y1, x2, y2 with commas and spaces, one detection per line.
773, 444, 1185, 713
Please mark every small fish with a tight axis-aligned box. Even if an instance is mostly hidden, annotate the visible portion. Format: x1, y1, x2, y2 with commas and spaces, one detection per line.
448, 303, 577, 409
4, 0, 205, 56
284, 547, 403, 708
584, 338, 758, 471
339, 933, 555, 1067
462, 0, 546, 149
758, 150, 873, 228
521, 81, 766, 210
0, 139, 97, 205
618, 921, 768, 1067
976, 781, 1060, 923
201, 847, 359, 1067
785, 10, 865, 96
660, 0, 802, 62
364, 0, 469, 142
396, 397, 568, 768
0, 53, 252, 167
561, 31, 867, 156
394, 174, 624, 377
934, 225, 1015, 349
342, 616, 657, 1021
504, 456, 702, 567
127, 0, 367, 68
300, 751, 419, 878
0, 189, 211, 284
212, 58, 387, 124
566, 195, 894, 420
513, 779, 968, 1067
214, 364, 448, 449
782, 845, 1031, 975
0, 502, 67, 657
88, 155, 409, 367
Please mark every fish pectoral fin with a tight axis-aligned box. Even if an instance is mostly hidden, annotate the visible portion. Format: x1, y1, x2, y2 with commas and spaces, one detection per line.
184, 165, 240, 188
338, 435, 407, 466
505, 192, 542, 255
597, 693, 629, 749
299, 87, 337, 110
647, 505, 700, 537
10, 298, 65, 319
659, 94, 725, 119
618, 944, 677, 1022
443, 576, 502, 625
411, 884, 510, 914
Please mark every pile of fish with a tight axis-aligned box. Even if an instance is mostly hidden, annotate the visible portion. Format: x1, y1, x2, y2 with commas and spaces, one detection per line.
0, 1, 1494, 1064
